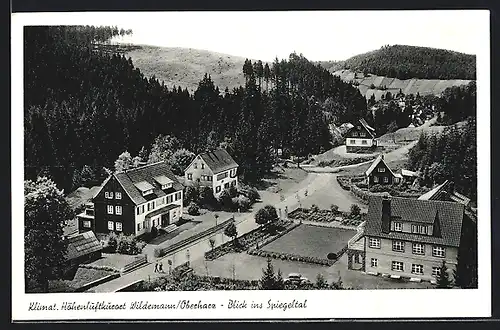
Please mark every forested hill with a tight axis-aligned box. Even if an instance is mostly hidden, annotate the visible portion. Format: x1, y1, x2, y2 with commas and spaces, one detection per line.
320, 45, 476, 80
24, 26, 367, 192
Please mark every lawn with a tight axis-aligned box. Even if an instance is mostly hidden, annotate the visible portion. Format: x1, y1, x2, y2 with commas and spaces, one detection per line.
262, 224, 356, 259
89, 253, 139, 270
49, 267, 116, 292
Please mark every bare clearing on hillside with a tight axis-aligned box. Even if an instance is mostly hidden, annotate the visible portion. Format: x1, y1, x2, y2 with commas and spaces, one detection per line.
122, 45, 259, 92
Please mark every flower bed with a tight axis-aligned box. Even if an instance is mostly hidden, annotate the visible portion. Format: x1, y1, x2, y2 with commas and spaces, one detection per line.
337, 176, 352, 191
288, 208, 347, 223
247, 249, 336, 266
204, 221, 296, 260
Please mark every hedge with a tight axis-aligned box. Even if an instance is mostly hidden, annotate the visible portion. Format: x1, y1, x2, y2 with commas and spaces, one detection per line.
247, 249, 337, 266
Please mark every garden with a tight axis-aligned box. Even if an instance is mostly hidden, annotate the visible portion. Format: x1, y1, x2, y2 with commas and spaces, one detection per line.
287, 204, 364, 227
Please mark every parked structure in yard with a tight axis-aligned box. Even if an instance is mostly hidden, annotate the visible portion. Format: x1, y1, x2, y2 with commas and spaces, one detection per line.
88, 161, 183, 237
60, 231, 103, 273
345, 119, 377, 153
184, 148, 239, 198
347, 194, 467, 283
365, 154, 402, 188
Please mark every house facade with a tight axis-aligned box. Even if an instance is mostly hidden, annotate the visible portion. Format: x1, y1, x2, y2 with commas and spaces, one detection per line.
365, 154, 402, 187
184, 148, 239, 198
87, 161, 183, 237
345, 119, 377, 153
351, 195, 465, 282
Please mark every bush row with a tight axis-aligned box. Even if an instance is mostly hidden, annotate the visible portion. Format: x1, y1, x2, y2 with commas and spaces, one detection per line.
103, 233, 146, 255
336, 176, 352, 191
78, 263, 120, 273
247, 249, 336, 266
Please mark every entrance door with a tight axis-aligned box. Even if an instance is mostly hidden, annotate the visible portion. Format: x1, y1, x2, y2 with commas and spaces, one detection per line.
161, 213, 170, 227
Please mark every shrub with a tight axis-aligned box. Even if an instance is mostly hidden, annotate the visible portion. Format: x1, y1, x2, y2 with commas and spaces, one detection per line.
330, 204, 339, 213
327, 252, 337, 260
227, 186, 238, 198
239, 184, 260, 203
184, 185, 199, 206
187, 202, 200, 216
350, 204, 361, 218
234, 195, 251, 211
218, 189, 234, 210
106, 232, 118, 252
310, 204, 319, 213
198, 186, 216, 206
116, 234, 144, 255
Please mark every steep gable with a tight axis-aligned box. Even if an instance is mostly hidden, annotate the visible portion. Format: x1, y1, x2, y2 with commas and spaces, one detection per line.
195, 149, 238, 174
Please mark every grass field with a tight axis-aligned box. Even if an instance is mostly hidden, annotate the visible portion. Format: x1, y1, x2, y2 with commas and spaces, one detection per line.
122, 45, 258, 93
263, 224, 356, 259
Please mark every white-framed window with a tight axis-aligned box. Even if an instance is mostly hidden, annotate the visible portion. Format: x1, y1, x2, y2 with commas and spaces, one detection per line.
370, 258, 378, 268
115, 205, 122, 215
108, 221, 114, 230
187, 173, 193, 180
383, 177, 389, 183
432, 246, 446, 258
378, 167, 385, 173
136, 207, 140, 215
360, 132, 366, 137
411, 264, 424, 275
419, 225, 428, 235
115, 192, 122, 200
208, 176, 213, 181
107, 205, 114, 214
411, 224, 418, 233
105, 192, 110, 199
412, 243, 425, 255
368, 237, 380, 249
137, 223, 141, 231
216, 186, 221, 193
217, 172, 229, 181
350, 139, 356, 144
83, 220, 91, 228
373, 176, 379, 183
167, 195, 173, 203
392, 240, 405, 252
394, 222, 403, 232
432, 267, 441, 277
391, 261, 404, 272
115, 222, 122, 232
224, 182, 230, 189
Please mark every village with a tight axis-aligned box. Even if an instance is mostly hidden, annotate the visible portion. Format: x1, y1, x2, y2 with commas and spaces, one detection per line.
49, 115, 477, 293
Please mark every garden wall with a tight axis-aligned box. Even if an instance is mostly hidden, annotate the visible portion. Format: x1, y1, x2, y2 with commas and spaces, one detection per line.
75, 273, 121, 292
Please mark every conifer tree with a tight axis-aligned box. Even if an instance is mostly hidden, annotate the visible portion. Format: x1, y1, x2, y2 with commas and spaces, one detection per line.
259, 258, 276, 290
436, 260, 452, 288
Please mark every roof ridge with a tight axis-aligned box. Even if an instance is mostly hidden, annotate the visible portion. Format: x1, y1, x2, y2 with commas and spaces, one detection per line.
114, 161, 166, 174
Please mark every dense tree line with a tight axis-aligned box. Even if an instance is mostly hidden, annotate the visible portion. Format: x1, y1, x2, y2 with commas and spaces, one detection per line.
337, 45, 476, 80
24, 26, 367, 191
407, 117, 477, 201
437, 81, 476, 124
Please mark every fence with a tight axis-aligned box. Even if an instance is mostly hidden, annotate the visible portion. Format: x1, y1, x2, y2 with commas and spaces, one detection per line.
153, 216, 235, 258
121, 255, 148, 273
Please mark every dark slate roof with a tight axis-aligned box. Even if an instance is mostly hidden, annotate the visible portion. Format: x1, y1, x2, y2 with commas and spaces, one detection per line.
65, 231, 102, 261
364, 196, 465, 247
359, 119, 376, 138
145, 204, 180, 219
114, 161, 183, 205
198, 148, 238, 174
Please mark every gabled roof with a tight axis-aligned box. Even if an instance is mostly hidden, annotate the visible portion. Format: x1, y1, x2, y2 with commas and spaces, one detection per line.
364, 196, 465, 247
359, 118, 375, 132
154, 175, 173, 186
365, 154, 397, 177
194, 148, 238, 174
65, 231, 102, 261
418, 180, 470, 206
418, 180, 450, 201
114, 161, 183, 205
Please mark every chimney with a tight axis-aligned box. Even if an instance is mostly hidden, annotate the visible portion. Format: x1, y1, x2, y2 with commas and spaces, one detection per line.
381, 194, 391, 233
380, 154, 384, 160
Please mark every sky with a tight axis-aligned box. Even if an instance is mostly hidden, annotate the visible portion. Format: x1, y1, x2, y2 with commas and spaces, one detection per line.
14, 10, 487, 61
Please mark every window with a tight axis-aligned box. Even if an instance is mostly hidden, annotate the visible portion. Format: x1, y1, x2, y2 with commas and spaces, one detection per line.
194, 163, 197, 169
108, 221, 114, 230
412, 243, 425, 255
137, 223, 141, 231
362, 140, 368, 145
350, 139, 356, 144
109, 192, 113, 199
369, 238, 380, 249
152, 201, 155, 209
107, 205, 114, 214
432, 246, 446, 258
83, 221, 91, 228
394, 222, 403, 232
167, 195, 173, 204
115, 192, 122, 200
230, 180, 236, 187
411, 224, 418, 233
115, 205, 122, 215
173, 210, 177, 218
378, 167, 386, 173
158, 198, 164, 206
105, 192, 110, 199
136, 207, 140, 215
360, 132, 366, 137
419, 225, 428, 235
141, 205, 145, 214
208, 176, 213, 181
432, 267, 441, 277
187, 173, 193, 180
147, 203, 151, 211
176, 192, 181, 201
201, 163, 205, 169
391, 261, 404, 272
383, 177, 389, 183
115, 222, 123, 232
224, 182, 229, 189
216, 186, 222, 193
411, 264, 424, 275
392, 240, 405, 252
370, 258, 378, 268
352, 132, 358, 137
217, 172, 228, 181
373, 176, 379, 183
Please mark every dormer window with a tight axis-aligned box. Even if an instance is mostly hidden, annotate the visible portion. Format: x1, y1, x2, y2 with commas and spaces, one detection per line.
134, 181, 155, 197
154, 175, 173, 190
393, 222, 402, 232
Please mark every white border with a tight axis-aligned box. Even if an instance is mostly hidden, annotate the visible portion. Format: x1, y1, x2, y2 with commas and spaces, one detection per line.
11, 10, 491, 321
